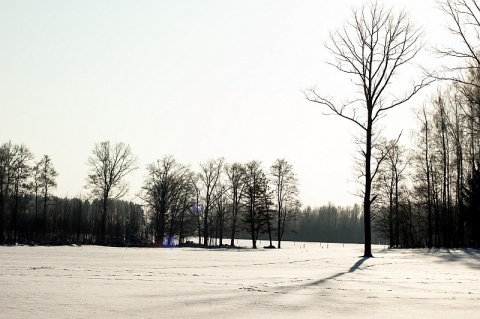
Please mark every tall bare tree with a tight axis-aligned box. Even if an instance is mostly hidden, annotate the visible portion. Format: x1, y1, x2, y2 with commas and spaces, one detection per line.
0, 142, 15, 243
305, 1, 428, 257
198, 158, 224, 246
191, 174, 203, 244
212, 183, 229, 246
414, 105, 435, 248
225, 162, 245, 247
242, 160, 268, 249
36, 155, 58, 242
270, 158, 300, 249
10, 144, 33, 243
376, 139, 408, 247
86, 141, 138, 244
31, 162, 41, 238
142, 155, 193, 246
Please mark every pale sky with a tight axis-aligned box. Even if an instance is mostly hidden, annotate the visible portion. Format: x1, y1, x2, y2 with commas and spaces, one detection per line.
0, 0, 448, 207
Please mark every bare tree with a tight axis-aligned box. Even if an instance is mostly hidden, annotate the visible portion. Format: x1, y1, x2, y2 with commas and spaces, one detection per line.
0, 142, 15, 243
304, 1, 428, 257
10, 144, 33, 243
198, 158, 224, 246
36, 155, 58, 242
225, 162, 245, 247
260, 183, 275, 248
242, 160, 268, 249
212, 183, 229, 246
191, 174, 203, 244
142, 155, 194, 246
86, 141, 138, 244
414, 104, 435, 248
31, 162, 41, 239
374, 139, 408, 247
270, 158, 300, 249
434, 0, 480, 88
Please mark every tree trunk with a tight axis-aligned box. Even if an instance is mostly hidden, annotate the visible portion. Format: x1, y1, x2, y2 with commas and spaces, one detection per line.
0, 171, 7, 244
101, 195, 108, 244
267, 212, 273, 247
157, 207, 166, 246
34, 189, 39, 240
250, 202, 256, 249
179, 211, 185, 245
251, 222, 256, 249
395, 171, 400, 248
13, 184, 19, 243
230, 206, 237, 247
43, 194, 48, 243
389, 179, 394, 248
426, 128, 433, 249
219, 212, 224, 246
277, 207, 282, 249
203, 204, 209, 247
0, 191, 4, 243
363, 111, 373, 257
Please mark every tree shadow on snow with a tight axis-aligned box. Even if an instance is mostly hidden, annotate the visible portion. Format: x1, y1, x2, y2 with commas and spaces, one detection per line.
305, 256, 371, 287
423, 248, 480, 270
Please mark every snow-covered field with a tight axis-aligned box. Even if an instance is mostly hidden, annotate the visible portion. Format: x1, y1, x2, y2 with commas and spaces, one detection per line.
1, 240, 479, 319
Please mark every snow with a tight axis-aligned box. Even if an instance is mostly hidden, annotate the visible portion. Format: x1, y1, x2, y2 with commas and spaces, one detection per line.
1, 241, 479, 318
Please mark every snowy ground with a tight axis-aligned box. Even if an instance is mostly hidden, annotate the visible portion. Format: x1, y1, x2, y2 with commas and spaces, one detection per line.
1, 240, 479, 319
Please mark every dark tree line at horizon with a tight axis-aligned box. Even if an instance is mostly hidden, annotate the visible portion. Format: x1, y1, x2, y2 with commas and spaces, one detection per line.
0, 140, 371, 247
282, 204, 379, 244
371, 81, 480, 248
0, 137, 470, 249
0, 143, 306, 248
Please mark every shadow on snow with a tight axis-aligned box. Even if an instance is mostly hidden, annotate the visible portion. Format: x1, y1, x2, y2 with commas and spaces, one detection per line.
306, 256, 371, 287
423, 248, 480, 270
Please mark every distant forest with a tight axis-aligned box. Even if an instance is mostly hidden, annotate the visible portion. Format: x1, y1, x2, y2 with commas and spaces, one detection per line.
282, 205, 367, 244
0, 190, 373, 247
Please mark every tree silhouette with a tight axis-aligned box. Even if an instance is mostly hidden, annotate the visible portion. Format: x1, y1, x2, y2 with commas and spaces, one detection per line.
305, 1, 429, 257
86, 141, 137, 244
36, 155, 58, 242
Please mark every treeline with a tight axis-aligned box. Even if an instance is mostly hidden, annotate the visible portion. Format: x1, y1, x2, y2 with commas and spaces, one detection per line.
369, 67, 480, 248
1, 195, 146, 246
282, 204, 367, 244
0, 141, 375, 248
371, 77, 480, 248
0, 142, 306, 248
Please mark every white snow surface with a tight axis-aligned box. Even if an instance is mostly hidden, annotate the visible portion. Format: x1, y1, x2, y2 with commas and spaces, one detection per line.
1, 241, 479, 319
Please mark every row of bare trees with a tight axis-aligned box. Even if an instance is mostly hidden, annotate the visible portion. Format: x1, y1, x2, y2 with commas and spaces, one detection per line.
372, 79, 480, 248
141, 156, 301, 248
381, 0, 480, 248
81, 142, 301, 248
0, 141, 146, 245
0, 140, 301, 248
